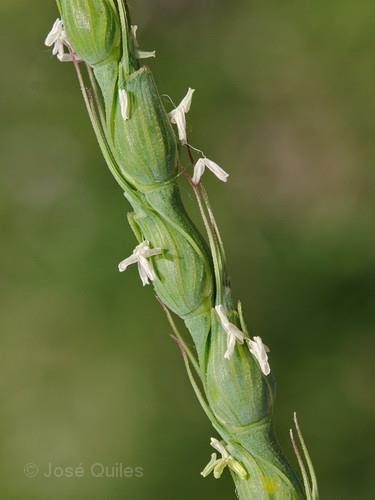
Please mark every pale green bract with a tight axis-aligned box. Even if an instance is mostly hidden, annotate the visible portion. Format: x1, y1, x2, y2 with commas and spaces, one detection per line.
46, 2, 319, 498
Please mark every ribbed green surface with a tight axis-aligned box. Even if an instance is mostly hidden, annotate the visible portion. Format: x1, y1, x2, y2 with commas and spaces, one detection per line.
124, 185, 213, 321
206, 312, 272, 426
113, 68, 179, 188
55, 2, 304, 498
58, 0, 121, 65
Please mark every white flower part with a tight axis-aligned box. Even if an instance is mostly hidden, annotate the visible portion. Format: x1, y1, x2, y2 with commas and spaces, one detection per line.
136, 50, 156, 59
131, 25, 156, 59
201, 437, 247, 480
118, 241, 162, 286
210, 438, 230, 459
192, 157, 229, 185
131, 25, 138, 39
119, 89, 130, 120
168, 88, 195, 144
247, 336, 271, 376
45, 18, 75, 62
215, 305, 245, 360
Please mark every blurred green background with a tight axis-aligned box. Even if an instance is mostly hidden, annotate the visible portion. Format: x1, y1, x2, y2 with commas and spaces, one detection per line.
1, 0, 374, 498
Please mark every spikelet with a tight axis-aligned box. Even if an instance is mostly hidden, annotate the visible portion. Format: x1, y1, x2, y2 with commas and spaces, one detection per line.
46, 2, 317, 498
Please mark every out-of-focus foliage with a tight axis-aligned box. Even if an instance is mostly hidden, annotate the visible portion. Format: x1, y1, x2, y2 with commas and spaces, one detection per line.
0, 0, 374, 499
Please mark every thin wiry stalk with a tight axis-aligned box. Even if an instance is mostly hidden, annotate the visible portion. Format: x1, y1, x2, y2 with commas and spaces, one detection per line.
70, 54, 129, 192
85, 63, 106, 131
290, 428, 312, 500
199, 182, 229, 278
293, 413, 319, 499
189, 177, 224, 302
158, 298, 202, 381
46, 3, 318, 498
